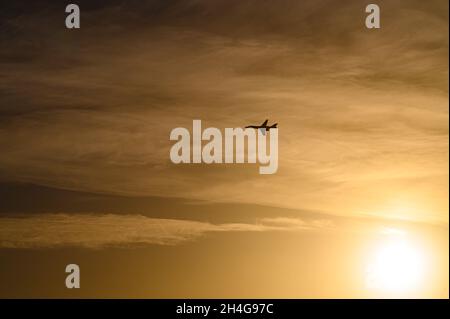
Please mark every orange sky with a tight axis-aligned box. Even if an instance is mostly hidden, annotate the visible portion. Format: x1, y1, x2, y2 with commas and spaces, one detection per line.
0, 0, 448, 298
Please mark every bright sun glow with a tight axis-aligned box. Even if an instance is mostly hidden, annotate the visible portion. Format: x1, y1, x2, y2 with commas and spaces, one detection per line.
366, 231, 425, 295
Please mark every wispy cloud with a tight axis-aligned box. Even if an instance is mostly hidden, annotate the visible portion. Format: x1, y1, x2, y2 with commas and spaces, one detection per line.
0, 213, 331, 249
0, 0, 447, 223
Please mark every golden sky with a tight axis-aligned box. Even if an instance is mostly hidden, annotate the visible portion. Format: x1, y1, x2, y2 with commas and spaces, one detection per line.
0, 0, 448, 298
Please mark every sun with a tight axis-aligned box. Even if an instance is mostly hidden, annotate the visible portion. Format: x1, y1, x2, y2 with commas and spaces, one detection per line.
366, 230, 426, 295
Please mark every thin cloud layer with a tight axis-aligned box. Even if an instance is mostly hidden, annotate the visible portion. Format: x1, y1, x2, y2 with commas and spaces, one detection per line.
0, 0, 448, 223
0, 213, 330, 249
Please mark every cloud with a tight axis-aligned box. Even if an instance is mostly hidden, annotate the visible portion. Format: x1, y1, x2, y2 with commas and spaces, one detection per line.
0, 213, 331, 249
0, 0, 447, 223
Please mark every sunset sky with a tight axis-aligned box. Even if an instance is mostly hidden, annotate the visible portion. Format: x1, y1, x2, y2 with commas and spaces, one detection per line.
0, 0, 448, 298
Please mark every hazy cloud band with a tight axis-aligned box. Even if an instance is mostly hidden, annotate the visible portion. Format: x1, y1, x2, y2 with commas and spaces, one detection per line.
0, 214, 331, 249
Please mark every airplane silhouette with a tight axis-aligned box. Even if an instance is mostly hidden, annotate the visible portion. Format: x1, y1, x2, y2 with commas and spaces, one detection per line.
245, 119, 277, 135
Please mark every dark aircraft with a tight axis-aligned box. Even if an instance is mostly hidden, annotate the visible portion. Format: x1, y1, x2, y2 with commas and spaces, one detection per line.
245, 119, 277, 135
